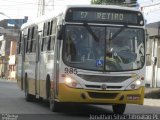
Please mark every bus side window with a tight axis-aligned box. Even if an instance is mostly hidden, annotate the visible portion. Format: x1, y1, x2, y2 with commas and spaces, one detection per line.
44, 22, 50, 51
17, 32, 22, 54
41, 38, 45, 51
47, 19, 56, 51
51, 19, 57, 50
32, 26, 37, 52
47, 21, 52, 51
52, 19, 57, 35
47, 37, 51, 51
50, 20, 53, 35
42, 23, 47, 51
51, 36, 55, 50
30, 27, 34, 52
47, 21, 50, 36
26, 28, 30, 53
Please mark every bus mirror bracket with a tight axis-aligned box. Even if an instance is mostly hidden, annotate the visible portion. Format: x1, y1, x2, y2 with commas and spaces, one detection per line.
57, 25, 64, 40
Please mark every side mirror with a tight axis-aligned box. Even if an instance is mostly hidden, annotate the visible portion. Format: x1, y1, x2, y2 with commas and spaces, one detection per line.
57, 25, 64, 40
152, 57, 157, 65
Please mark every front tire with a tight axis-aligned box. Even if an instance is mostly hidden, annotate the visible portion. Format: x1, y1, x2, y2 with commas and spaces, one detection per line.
112, 104, 126, 114
49, 86, 61, 112
50, 98, 60, 112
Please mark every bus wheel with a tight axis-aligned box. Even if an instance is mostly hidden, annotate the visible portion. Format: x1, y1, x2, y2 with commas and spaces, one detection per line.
112, 104, 126, 114
50, 96, 60, 112
24, 74, 34, 102
49, 88, 61, 112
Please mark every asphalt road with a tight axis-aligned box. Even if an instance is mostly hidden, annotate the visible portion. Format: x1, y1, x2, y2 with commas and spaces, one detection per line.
0, 79, 160, 120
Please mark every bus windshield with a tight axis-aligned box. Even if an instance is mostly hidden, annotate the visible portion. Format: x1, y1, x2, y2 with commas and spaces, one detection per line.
63, 25, 145, 71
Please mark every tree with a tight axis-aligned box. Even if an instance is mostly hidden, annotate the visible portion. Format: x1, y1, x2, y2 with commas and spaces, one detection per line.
91, 0, 138, 7
127, 0, 138, 7
91, 0, 125, 5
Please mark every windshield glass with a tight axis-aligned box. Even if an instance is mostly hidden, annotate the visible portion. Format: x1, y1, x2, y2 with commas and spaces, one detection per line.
63, 25, 145, 71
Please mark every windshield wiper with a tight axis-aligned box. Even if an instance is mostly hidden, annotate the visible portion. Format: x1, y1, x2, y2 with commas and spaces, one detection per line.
108, 24, 127, 49
109, 24, 127, 41
83, 23, 99, 42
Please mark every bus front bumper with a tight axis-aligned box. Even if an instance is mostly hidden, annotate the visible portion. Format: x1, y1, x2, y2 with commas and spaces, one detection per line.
57, 84, 144, 105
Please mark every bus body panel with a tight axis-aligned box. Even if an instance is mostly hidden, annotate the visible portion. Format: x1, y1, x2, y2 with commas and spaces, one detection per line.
24, 53, 36, 94
58, 83, 144, 105
17, 55, 23, 89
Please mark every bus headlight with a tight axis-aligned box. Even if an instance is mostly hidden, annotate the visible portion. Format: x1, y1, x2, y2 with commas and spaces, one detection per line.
64, 77, 82, 88
135, 80, 141, 86
126, 80, 142, 90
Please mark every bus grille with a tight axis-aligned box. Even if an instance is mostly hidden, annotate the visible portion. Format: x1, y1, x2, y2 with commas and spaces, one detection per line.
85, 85, 122, 89
77, 74, 130, 83
88, 92, 118, 99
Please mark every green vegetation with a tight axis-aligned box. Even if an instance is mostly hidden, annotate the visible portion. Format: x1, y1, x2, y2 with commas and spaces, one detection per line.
91, 0, 138, 7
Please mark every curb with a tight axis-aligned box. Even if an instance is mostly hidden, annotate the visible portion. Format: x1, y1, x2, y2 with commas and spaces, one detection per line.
0, 78, 17, 83
145, 88, 160, 99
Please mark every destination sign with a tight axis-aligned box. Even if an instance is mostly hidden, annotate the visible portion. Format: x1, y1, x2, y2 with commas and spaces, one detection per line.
65, 8, 144, 26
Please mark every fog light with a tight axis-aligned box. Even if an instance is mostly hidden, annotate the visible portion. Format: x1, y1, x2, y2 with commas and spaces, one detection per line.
72, 82, 77, 87
130, 84, 136, 89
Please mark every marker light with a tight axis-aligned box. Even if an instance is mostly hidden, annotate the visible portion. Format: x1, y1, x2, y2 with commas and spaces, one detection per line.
141, 77, 144, 80
130, 84, 136, 89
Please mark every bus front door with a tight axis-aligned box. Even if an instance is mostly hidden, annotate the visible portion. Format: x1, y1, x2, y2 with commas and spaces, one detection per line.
35, 31, 42, 97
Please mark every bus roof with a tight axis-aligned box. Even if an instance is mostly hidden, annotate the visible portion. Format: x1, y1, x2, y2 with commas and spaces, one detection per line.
21, 13, 62, 30
21, 5, 141, 30
65, 5, 139, 11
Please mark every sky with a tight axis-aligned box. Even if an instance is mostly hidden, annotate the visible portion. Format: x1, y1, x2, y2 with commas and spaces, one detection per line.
138, 0, 160, 6
0, 0, 91, 21
44, 0, 91, 17
0, 0, 160, 24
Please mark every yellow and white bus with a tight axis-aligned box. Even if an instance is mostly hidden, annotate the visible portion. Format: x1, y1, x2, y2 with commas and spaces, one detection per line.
16, 5, 145, 114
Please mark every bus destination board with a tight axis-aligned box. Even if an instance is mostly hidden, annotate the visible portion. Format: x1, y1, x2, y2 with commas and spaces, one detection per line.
65, 8, 144, 26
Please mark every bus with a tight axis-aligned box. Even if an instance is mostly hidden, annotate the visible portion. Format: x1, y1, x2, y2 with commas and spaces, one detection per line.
16, 5, 146, 114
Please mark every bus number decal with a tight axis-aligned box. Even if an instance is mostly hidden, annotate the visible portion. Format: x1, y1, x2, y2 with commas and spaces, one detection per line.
80, 12, 88, 19
65, 67, 77, 74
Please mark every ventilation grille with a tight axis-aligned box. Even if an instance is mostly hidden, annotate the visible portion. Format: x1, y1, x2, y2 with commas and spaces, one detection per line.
78, 74, 131, 83
88, 92, 118, 99
85, 85, 122, 89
